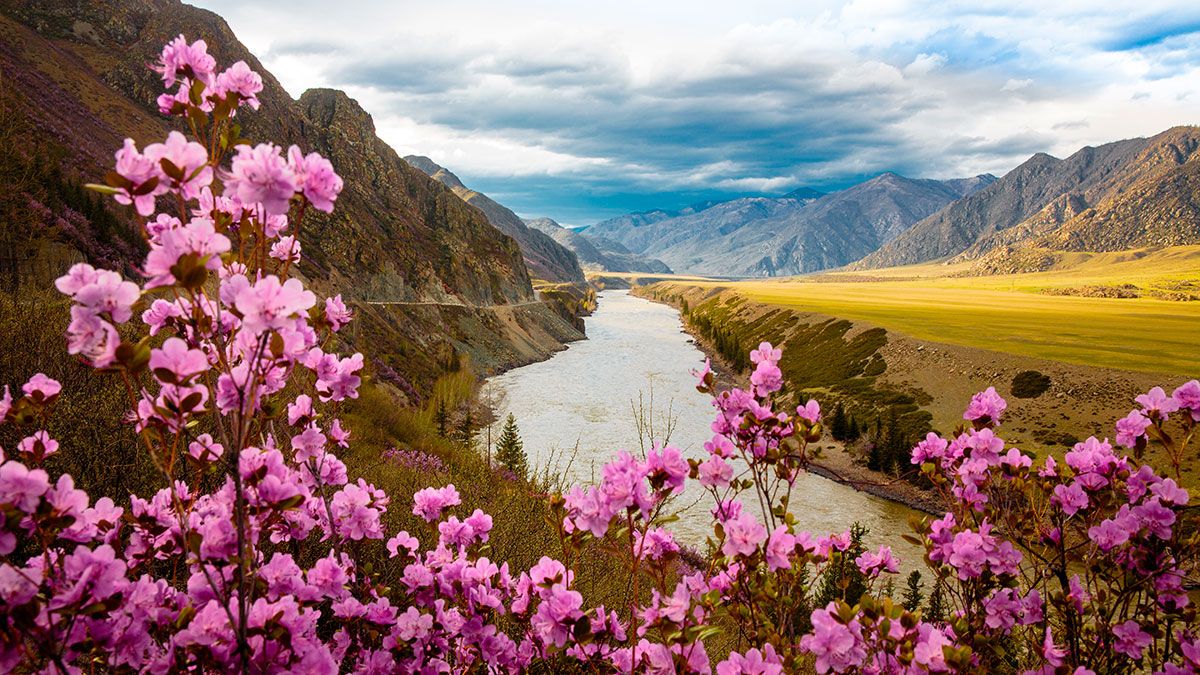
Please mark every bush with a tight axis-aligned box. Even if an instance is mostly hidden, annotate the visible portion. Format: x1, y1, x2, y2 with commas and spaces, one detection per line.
1011, 369, 1052, 398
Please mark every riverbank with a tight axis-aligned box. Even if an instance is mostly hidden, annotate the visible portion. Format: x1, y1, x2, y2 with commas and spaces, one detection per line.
635, 286, 946, 516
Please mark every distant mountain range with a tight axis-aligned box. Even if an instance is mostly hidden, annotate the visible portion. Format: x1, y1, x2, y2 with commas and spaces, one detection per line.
523, 218, 672, 274
585, 174, 994, 276
404, 156, 585, 283
856, 126, 1200, 272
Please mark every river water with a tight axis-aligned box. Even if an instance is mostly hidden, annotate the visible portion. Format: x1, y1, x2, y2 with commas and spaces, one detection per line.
489, 290, 923, 572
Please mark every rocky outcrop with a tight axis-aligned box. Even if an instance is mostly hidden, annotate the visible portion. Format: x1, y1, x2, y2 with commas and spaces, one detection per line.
404, 155, 586, 284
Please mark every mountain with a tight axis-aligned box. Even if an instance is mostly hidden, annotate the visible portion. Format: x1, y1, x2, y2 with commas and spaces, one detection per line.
404, 156, 584, 284
587, 174, 994, 277
0, 0, 583, 397
523, 218, 672, 274
854, 129, 1200, 270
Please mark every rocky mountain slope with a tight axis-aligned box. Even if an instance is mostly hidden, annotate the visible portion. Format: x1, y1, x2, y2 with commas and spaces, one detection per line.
0, 0, 582, 397
855, 128, 1200, 271
523, 217, 672, 273
404, 156, 585, 284
587, 174, 993, 277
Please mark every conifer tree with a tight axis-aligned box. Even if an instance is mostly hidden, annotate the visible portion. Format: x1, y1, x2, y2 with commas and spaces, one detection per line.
901, 570, 924, 612
925, 577, 947, 623
495, 413, 528, 479
433, 398, 449, 438
814, 523, 869, 606
830, 402, 848, 441
456, 409, 474, 448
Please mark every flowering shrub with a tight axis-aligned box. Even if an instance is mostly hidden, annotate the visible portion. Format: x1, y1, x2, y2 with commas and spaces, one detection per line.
1, 35, 1198, 674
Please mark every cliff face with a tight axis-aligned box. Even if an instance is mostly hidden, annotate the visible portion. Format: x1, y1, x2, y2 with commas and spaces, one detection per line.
0, 0, 582, 397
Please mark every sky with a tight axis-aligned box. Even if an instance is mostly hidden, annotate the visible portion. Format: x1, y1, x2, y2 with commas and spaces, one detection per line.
192, 0, 1200, 226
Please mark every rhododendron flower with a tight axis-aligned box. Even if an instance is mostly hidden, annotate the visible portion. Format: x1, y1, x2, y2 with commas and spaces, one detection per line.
645, 445, 688, 493
1115, 409, 1152, 447
1137, 386, 1180, 417
800, 603, 867, 673
633, 527, 678, 561
287, 146, 343, 213
855, 545, 899, 576
155, 34, 216, 87
1173, 380, 1200, 420
144, 218, 232, 288
1113, 621, 1152, 659
214, 60, 263, 109
16, 431, 59, 462
270, 235, 301, 263
750, 341, 781, 364
796, 399, 821, 423
112, 138, 167, 215
750, 359, 783, 396
56, 264, 141, 323
234, 275, 316, 335
21, 373, 62, 402
765, 525, 795, 571
412, 485, 461, 522
324, 295, 352, 332
717, 644, 784, 675
187, 434, 224, 462
721, 510, 766, 559
224, 143, 298, 214
697, 455, 733, 488
64, 306, 120, 367
964, 386, 1007, 424
1052, 482, 1090, 516
149, 337, 208, 382
144, 131, 212, 199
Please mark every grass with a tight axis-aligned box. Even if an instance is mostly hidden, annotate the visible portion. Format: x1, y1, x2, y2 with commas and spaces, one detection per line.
651, 246, 1200, 375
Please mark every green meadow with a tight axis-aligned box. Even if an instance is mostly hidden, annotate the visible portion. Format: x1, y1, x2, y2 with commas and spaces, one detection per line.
651, 246, 1200, 375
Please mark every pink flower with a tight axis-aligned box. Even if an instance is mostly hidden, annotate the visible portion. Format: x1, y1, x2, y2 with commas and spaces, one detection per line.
721, 510, 766, 559
633, 527, 678, 561
112, 138, 166, 216
149, 337, 208, 382
144, 218, 231, 288
697, 456, 733, 488
854, 545, 899, 576
1115, 410, 1151, 448
291, 425, 327, 463
750, 342, 781, 365
1052, 482, 1089, 516
1173, 380, 1200, 421
21, 373, 62, 402
324, 295, 352, 332
796, 399, 821, 424
412, 484, 461, 522
56, 264, 140, 323
800, 603, 866, 674
1113, 620, 1152, 659
1136, 386, 1180, 418
234, 275, 317, 335
144, 131, 212, 199
0, 460, 51, 512
750, 360, 783, 396
765, 525, 796, 571
270, 235, 301, 263
645, 445, 688, 494
224, 143, 298, 215
155, 34, 216, 87
16, 431, 59, 462
964, 386, 1007, 425
214, 60, 263, 110
717, 644, 784, 675
287, 394, 314, 426
187, 434, 224, 462
64, 307, 120, 367
287, 146, 343, 213
329, 419, 351, 448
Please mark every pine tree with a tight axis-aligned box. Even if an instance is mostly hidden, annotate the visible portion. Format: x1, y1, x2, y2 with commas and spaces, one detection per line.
495, 413, 528, 479
901, 570, 924, 612
847, 416, 861, 441
456, 409, 475, 448
433, 398, 449, 438
925, 577, 946, 623
830, 402, 848, 441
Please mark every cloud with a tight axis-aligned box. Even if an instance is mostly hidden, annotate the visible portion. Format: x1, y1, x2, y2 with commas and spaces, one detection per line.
192, 0, 1200, 223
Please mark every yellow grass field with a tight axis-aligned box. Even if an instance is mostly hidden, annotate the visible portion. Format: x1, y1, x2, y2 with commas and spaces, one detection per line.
648, 246, 1200, 375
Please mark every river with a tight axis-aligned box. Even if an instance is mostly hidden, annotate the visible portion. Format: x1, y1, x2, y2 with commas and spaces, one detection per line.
489, 290, 924, 573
